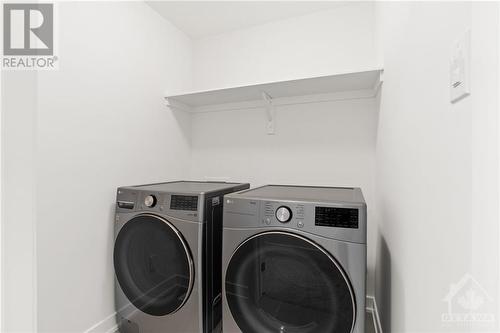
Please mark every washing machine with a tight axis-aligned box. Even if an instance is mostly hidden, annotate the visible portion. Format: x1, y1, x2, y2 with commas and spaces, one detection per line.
113, 181, 249, 333
222, 185, 366, 333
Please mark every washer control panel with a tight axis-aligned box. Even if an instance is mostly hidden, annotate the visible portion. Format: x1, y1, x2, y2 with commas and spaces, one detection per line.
224, 194, 366, 244
116, 188, 201, 222
262, 201, 305, 228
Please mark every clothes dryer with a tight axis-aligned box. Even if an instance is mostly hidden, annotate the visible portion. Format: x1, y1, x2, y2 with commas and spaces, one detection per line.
222, 185, 366, 333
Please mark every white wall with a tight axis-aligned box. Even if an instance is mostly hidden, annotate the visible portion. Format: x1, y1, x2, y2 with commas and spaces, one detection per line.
34, 2, 192, 332
190, 100, 378, 191
374, 2, 499, 332
2, 71, 38, 332
192, 2, 378, 91
190, 2, 380, 295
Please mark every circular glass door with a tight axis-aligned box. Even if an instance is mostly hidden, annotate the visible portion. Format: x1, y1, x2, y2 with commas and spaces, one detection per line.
225, 232, 355, 333
114, 214, 194, 316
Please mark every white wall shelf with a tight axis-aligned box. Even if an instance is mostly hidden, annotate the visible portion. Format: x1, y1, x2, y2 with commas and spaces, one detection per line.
164, 68, 384, 113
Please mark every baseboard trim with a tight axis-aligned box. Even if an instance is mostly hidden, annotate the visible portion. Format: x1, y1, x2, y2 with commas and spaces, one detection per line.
366, 296, 383, 333
83, 312, 118, 333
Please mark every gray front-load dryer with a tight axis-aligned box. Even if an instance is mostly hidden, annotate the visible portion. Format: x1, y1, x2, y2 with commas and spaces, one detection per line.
114, 181, 249, 333
222, 185, 367, 333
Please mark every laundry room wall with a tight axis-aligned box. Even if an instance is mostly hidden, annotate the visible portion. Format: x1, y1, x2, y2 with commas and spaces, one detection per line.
35, 2, 192, 332
374, 2, 499, 331
192, 2, 379, 91
2, 71, 38, 332
189, 2, 380, 296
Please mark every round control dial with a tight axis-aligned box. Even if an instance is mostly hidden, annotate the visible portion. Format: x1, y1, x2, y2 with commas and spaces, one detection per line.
144, 195, 157, 208
276, 206, 292, 223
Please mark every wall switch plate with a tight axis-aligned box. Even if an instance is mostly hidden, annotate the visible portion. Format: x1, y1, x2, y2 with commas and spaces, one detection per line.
450, 30, 471, 103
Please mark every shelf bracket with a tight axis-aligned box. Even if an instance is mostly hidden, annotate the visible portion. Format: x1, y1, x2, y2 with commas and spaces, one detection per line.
262, 92, 275, 135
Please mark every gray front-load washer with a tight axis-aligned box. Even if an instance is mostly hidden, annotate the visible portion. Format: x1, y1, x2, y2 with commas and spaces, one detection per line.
222, 185, 366, 333
114, 181, 249, 333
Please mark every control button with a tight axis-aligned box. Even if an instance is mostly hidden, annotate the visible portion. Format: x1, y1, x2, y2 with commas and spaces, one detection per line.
297, 221, 304, 228
144, 195, 157, 208
265, 217, 271, 225
276, 206, 292, 223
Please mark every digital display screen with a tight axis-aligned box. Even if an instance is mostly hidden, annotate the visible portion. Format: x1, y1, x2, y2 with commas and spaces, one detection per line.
315, 207, 359, 229
170, 195, 198, 211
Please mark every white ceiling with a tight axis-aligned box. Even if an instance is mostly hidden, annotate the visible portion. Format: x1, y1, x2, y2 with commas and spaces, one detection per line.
146, 1, 351, 39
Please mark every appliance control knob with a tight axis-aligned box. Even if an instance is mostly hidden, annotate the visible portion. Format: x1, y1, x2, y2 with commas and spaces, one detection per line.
276, 206, 292, 223
144, 195, 157, 208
